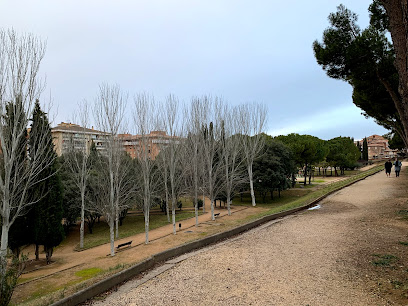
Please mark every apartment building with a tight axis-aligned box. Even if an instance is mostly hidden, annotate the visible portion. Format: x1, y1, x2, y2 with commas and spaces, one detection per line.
51, 122, 109, 156
118, 131, 180, 160
357, 134, 398, 160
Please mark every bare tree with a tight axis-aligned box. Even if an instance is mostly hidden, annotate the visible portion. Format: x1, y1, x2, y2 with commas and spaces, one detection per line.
132, 93, 161, 244
239, 103, 267, 206
220, 106, 247, 215
0, 29, 53, 259
160, 95, 187, 234
199, 96, 225, 220
93, 83, 128, 256
185, 98, 208, 225
63, 101, 91, 249
156, 141, 171, 223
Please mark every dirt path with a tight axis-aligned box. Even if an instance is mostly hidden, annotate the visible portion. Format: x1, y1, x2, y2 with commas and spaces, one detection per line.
93, 163, 408, 305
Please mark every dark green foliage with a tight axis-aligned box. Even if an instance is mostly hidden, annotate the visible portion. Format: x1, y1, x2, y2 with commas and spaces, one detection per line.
383, 132, 405, 150
363, 137, 369, 161
196, 199, 203, 208
313, 3, 406, 145
8, 214, 33, 258
326, 137, 360, 175
29, 101, 64, 264
253, 136, 296, 202
276, 134, 327, 185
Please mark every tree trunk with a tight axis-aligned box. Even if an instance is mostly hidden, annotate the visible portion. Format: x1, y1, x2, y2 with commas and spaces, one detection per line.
144, 208, 150, 244
211, 199, 215, 221
164, 179, 170, 223
115, 198, 119, 239
0, 222, 9, 262
80, 189, 85, 249
248, 165, 256, 206
115, 217, 119, 239
379, 0, 408, 146
304, 164, 308, 185
45, 246, 53, 264
172, 205, 176, 234
202, 192, 205, 213
35, 244, 39, 260
109, 217, 115, 256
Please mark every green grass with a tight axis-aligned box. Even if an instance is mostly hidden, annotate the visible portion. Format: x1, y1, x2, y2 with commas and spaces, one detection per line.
399, 241, 408, 246
75, 267, 103, 280
78, 210, 203, 250
16, 276, 35, 285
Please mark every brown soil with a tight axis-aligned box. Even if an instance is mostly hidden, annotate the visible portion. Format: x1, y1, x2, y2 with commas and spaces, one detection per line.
91, 163, 408, 305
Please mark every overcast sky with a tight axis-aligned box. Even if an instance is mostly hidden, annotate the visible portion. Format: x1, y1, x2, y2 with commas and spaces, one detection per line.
0, 0, 387, 140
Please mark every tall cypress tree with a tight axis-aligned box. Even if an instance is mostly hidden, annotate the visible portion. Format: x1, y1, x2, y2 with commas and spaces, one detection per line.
29, 101, 64, 264
362, 137, 369, 161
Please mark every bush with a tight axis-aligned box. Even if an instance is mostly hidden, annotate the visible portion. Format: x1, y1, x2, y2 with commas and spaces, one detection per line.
0, 254, 27, 306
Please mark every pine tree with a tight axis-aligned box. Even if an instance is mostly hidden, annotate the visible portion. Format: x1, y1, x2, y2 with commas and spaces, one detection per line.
29, 101, 64, 264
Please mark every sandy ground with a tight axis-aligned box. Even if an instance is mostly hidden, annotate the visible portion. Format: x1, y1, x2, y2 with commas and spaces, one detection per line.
92, 163, 408, 305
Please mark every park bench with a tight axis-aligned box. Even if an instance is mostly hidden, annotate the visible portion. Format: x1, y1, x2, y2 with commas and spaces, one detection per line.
214, 213, 220, 217
116, 241, 132, 250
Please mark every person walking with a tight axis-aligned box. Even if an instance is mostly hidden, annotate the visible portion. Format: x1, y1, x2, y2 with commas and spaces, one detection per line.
385, 159, 393, 177
393, 158, 402, 177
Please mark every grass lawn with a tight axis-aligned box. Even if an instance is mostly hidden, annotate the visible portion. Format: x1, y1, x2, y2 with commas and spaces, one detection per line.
78, 209, 202, 250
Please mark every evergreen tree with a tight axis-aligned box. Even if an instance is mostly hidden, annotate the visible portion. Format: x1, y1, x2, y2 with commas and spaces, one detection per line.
362, 137, 369, 161
29, 101, 64, 264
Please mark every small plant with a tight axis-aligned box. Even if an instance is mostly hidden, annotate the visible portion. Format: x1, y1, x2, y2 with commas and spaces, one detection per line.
0, 254, 27, 306
399, 241, 408, 246
194, 199, 203, 208
397, 210, 408, 220
372, 254, 398, 267
390, 280, 403, 289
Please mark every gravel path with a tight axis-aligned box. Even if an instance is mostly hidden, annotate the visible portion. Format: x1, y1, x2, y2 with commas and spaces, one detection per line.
94, 164, 408, 305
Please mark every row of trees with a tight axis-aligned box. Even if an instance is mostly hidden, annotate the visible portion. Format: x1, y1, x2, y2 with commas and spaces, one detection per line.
61, 89, 267, 256
274, 134, 360, 185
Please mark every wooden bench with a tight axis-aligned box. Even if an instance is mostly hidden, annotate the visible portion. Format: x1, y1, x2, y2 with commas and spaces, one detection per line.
116, 241, 132, 250
214, 213, 220, 217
